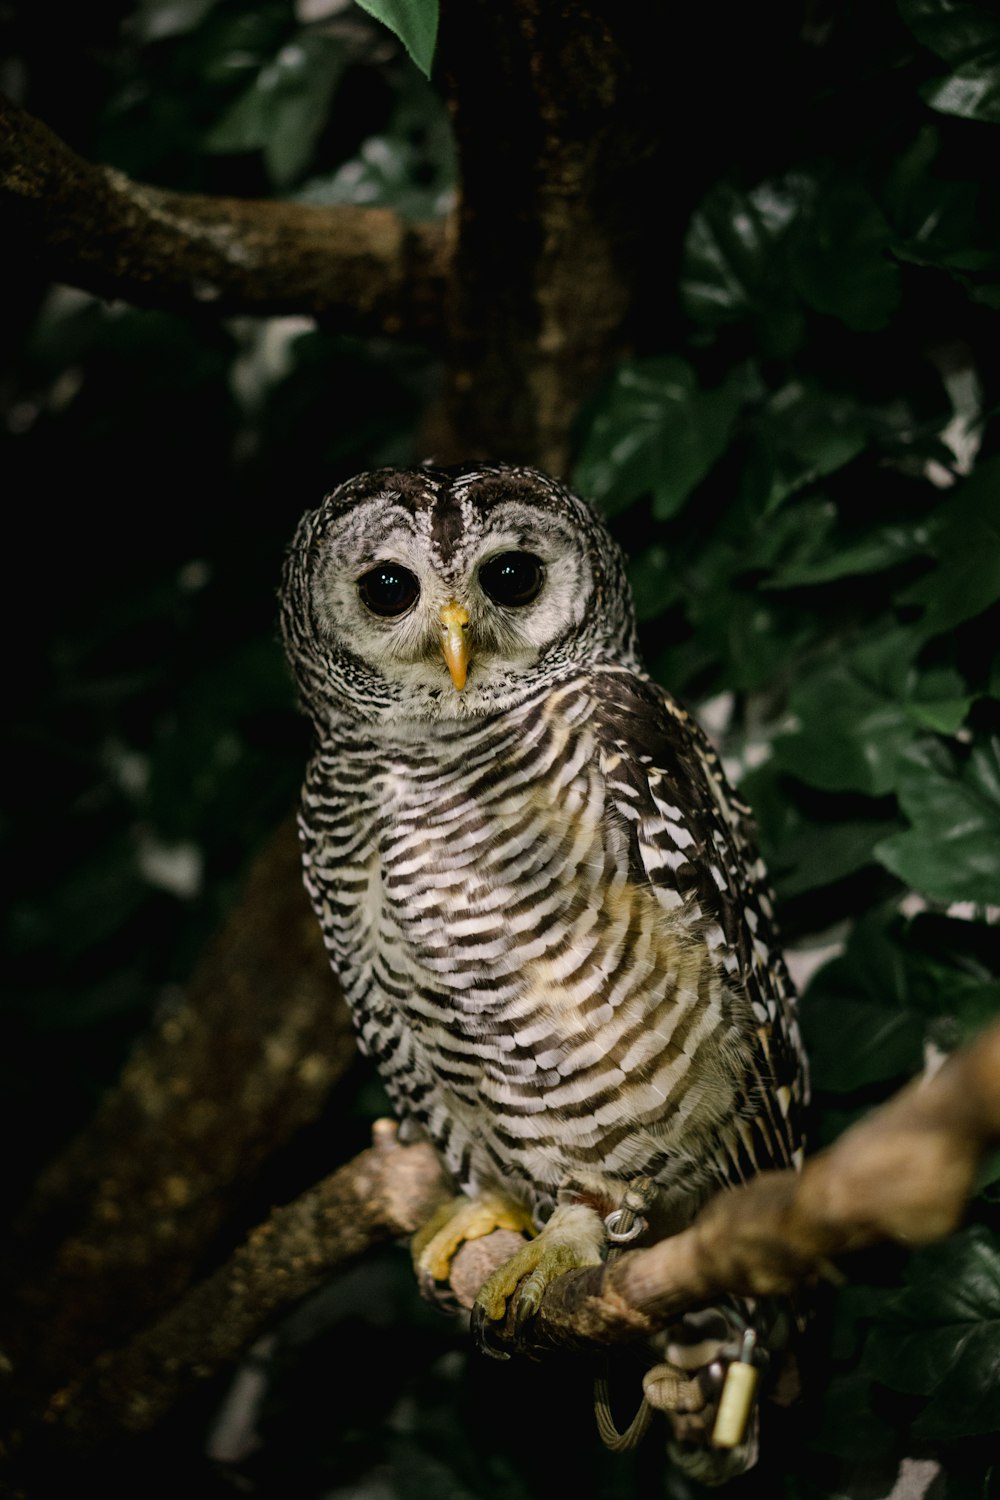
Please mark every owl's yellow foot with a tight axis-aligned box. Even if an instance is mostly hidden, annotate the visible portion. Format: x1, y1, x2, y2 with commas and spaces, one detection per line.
412, 1190, 536, 1291
472, 1203, 607, 1346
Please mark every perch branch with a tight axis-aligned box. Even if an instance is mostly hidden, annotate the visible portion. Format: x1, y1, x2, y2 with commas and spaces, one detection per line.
5, 817, 358, 1393
493, 1016, 1000, 1351
0, 94, 450, 338
24, 1019, 1000, 1452
38, 1125, 452, 1446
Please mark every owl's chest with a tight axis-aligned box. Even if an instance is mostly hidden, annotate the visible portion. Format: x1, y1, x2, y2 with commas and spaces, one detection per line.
313, 702, 615, 1011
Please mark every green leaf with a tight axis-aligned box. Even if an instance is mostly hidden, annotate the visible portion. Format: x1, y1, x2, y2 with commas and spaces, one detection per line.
790, 181, 902, 332
205, 32, 345, 187
741, 382, 868, 513
771, 628, 973, 797
773, 630, 923, 798
875, 737, 1000, 904
975, 1148, 1000, 1200
681, 177, 806, 355
297, 69, 455, 220
772, 814, 905, 900
131, 0, 217, 42
573, 357, 745, 519
899, 0, 1000, 123
742, 763, 904, 898
762, 520, 931, 589
800, 992, 925, 1091
895, 458, 1000, 635
354, 0, 439, 78
884, 126, 1000, 272
865, 1227, 1000, 1437
626, 545, 685, 622
805, 1369, 896, 1460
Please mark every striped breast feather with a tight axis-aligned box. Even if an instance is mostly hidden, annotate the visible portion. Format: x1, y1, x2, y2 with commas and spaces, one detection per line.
590, 667, 807, 1178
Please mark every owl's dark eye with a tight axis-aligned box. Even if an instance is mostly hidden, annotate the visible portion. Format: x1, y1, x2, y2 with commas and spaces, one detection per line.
358, 563, 420, 617
479, 551, 545, 607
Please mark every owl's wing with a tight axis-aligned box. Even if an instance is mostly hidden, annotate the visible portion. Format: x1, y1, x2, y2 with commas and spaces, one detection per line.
592, 668, 807, 1184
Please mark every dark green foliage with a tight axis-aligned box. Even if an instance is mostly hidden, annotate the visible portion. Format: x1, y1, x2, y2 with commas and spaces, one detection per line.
568, 5, 1000, 1494
2, 0, 444, 1187
1, 1, 998, 1497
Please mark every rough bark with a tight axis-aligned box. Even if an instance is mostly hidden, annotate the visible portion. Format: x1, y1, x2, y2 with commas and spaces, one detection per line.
4, 817, 356, 1401
427, 1, 669, 473
0, 94, 450, 340
35, 1126, 451, 1449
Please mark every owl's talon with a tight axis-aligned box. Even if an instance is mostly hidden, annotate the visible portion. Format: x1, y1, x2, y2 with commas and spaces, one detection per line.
512, 1272, 545, 1330
469, 1301, 512, 1360
471, 1201, 606, 1344
416, 1263, 461, 1314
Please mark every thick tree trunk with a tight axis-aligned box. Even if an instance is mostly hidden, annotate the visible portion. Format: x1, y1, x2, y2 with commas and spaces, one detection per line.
3, 820, 356, 1409
427, 1, 671, 473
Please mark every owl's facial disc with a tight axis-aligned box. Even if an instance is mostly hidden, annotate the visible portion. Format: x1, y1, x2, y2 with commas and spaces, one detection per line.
306, 483, 611, 719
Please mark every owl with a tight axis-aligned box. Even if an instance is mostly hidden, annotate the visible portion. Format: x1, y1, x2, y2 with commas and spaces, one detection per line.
279, 463, 806, 1481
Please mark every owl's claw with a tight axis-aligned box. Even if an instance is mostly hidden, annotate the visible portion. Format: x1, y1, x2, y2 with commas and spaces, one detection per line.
411, 1190, 535, 1303
469, 1300, 512, 1360
472, 1202, 607, 1343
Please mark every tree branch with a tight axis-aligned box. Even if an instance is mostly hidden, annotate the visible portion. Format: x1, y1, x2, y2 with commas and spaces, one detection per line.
19, 1019, 1000, 1458
37, 1126, 452, 1447
5, 817, 358, 1396
0, 94, 450, 339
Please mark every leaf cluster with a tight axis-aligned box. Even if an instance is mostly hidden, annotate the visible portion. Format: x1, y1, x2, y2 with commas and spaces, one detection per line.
571, 4, 1000, 1493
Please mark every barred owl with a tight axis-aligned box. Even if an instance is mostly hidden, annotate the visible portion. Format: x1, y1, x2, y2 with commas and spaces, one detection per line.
279, 463, 806, 1482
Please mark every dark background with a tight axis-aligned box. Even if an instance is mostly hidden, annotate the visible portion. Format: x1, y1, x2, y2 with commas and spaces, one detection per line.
1, 2, 999, 1495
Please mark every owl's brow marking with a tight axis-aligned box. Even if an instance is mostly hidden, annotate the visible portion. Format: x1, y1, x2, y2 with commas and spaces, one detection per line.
427, 490, 466, 563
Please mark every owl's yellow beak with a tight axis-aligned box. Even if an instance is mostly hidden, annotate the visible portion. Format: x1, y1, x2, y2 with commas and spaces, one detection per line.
439, 600, 470, 691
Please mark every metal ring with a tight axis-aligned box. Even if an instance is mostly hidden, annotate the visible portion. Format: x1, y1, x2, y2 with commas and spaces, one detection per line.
604, 1208, 646, 1244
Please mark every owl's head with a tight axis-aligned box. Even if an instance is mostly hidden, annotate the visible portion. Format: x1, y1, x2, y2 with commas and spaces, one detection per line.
280, 463, 640, 725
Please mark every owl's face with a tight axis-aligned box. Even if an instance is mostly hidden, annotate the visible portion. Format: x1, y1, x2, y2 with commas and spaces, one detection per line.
281, 464, 640, 726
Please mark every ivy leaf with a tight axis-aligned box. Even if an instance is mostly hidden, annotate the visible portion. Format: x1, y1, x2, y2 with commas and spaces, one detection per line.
865, 1227, 1000, 1438
205, 31, 345, 187
626, 546, 685, 622
131, 0, 217, 42
791, 181, 902, 331
297, 69, 455, 220
806, 1369, 896, 1460
772, 629, 972, 796
681, 176, 806, 355
762, 519, 931, 589
797, 915, 928, 1096
885, 126, 999, 273
773, 630, 917, 798
573, 357, 745, 519
800, 992, 925, 1091
895, 458, 1000, 636
899, 0, 1000, 123
875, 737, 1000, 905
354, 0, 439, 78
770, 814, 905, 900
741, 382, 868, 513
